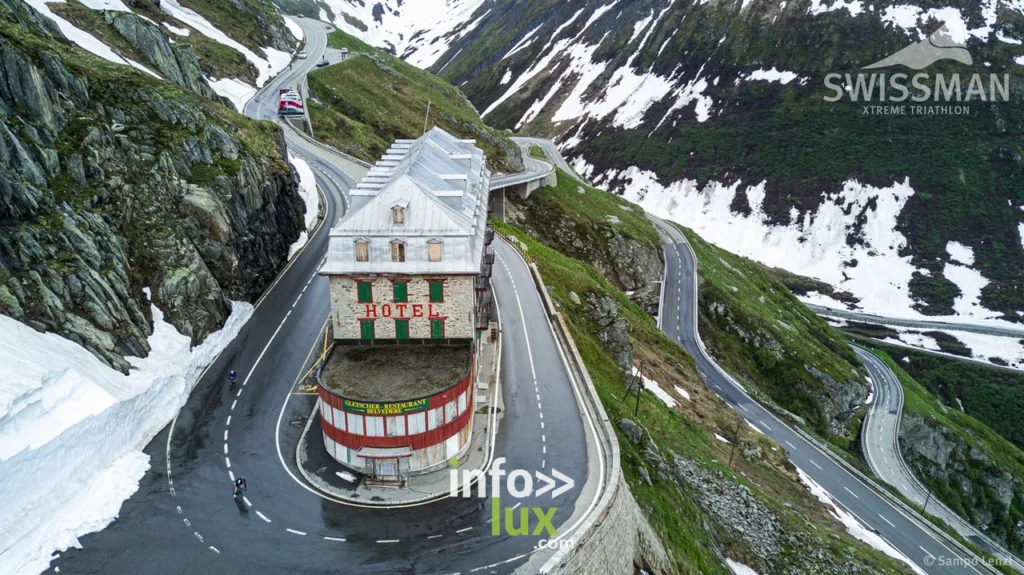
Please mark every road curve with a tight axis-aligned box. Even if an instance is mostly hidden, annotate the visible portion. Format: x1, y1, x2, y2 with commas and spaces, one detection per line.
45, 19, 600, 575
807, 304, 1024, 339
525, 135, 1005, 574
857, 347, 1024, 573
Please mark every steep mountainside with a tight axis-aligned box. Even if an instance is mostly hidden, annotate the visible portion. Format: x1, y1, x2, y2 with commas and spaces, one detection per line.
0, 0, 304, 371
430, 0, 1024, 328
862, 348, 1024, 554
269, 0, 486, 67
306, 30, 523, 173
680, 225, 870, 442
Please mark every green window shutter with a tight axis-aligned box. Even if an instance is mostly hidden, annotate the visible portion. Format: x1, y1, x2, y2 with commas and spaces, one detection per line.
393, 282, 407, 302
429, 281, 444, 302
360, 320, 375, 340
357, 282, 372, 303
395, 320, 409, 339
430, 319, 444, 339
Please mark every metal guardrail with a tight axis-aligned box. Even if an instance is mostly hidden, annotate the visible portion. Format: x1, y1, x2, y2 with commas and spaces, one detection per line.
490, 157, 555, 190
809, 305, 1024, 339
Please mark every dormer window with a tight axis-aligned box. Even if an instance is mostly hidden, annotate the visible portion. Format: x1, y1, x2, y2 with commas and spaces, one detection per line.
355, 239, 369, 262
428, 239, 442, 262
391, 240, 406, 262
392, 207, 404, 224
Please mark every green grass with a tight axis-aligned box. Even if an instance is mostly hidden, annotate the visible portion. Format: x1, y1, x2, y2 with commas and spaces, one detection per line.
865, 347, 1024, 554
491, 219, 912, 574
178, 0, 287, 53
528, 144, 545, 159
309, 29, 521, 172
678, 224, 867, 441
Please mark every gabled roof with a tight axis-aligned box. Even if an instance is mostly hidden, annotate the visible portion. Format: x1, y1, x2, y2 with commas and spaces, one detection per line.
320, 127, 492, 275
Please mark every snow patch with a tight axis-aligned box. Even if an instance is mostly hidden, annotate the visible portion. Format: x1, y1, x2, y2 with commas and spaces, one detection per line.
945, 241, 974, 266
631, 366, 677, 408
675, 385, 691, 401
208, 77, 257, 113
715, 433, 731, 444
745, 67, 800, 85
0, 299, 253, 574
726, 558, 760, 575
283, 16, 304, 41
162, 22, 190, 37
287, 153, 319, 260
795, 467, 927, 575
500, 69, 512, 85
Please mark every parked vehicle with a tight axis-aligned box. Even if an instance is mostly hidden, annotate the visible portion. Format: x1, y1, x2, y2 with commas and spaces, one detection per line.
277, 89, 304, 116
316, 58, 329, 68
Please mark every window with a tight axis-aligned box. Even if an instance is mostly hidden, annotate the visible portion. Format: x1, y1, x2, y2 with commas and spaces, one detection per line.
365, 416, 384, 437
391, 241, 405, 262
445, 400, 457, 423
393, 282, 407, 302
357, 281, 372, 303
392, 207, 404, 224
430, 319, 444, 340
429, 280, 444, 302
332, 407, 346, 431
428, 240, 442, 262
360, 319, 375, 340
355, 240, 369, 262
407, 412, 426, 435
347, 413, 364, 435
395, 319, 409, 340
386, 415, 405, 436
427, 407, 442, 430
458, 391, 467, 415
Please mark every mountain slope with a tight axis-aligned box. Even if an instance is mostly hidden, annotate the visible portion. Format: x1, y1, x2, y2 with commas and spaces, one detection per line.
306, 29, 523, 173
0, 0, 303, 371
431, 0, 1024, 330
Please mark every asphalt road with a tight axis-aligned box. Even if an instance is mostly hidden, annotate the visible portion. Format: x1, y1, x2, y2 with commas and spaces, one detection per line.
807, 304, 1024, 339
650, 216, 987, 575
46, 19, 597, 575
858, 347, 1024, 573
510, 137, 584, 183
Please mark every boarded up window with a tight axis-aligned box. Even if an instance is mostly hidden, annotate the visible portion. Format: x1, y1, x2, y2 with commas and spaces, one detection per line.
365, 416, 384, 437
332, 407, 346, 431
355, 241, 369, 262
445, 400, 457, 423
407, 412, 426, 435
392, 207, 404, 224
428, 241, 442, 262
391, 241, 405, 262
347, 413, 364, 435
458, 391, 467, 415
386, 415, 405, 436
427, 407, 442, 430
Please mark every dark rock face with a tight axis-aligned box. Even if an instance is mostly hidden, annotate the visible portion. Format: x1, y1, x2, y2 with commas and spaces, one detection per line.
584, 292, 632, 372
0, 0, 304, 371
900, 412, 1024, 553
104, 11, 228, 104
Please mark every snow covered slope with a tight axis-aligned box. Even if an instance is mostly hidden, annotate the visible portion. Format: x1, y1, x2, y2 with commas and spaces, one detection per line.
293, 0, 487, 67
0, 299, 252, 575
431, 0, 1024, 331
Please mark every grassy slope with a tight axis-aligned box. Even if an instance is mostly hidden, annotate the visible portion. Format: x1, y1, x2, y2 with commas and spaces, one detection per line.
490, 217, 909, 574
307, 30, 520, 172
51, 0, 259, 84
178, 0, 284, 53
862, 347, 1024, 553
679, 225, 868, 444
870, 342, 1024, 451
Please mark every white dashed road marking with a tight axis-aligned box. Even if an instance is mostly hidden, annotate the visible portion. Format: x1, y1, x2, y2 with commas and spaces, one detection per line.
257, 511, 272, 523
287, 528, 307, 536
324, 536, 346, 542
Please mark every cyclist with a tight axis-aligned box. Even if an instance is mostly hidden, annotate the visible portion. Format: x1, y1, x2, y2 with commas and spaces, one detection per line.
228, 370, 237, 386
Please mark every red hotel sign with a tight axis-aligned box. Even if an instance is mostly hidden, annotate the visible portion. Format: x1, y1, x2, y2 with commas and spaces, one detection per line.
363, 303, 441, 319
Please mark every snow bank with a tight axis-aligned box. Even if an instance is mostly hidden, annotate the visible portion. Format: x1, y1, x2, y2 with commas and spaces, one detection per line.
631, 366, 677, 408
945, 241, 974, 266
284, 16, 304, 42
158, 0, 288, 86
24, 0, 159, 78
726, 558, 760, 575
162, 22, 190, 37
0, 298, 253, 574
675, 385, 691, 401
795, 466, 926, 575
77, 0, 132, 12
319, 0, 486, 68
287, 153, 319, 260
715, 433, 731, 444
208, 77, 257, 113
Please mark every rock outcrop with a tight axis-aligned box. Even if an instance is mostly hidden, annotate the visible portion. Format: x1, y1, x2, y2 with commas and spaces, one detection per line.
0, 0, 304, 371
104, 11, 227, 104
900, 412, 1024, 553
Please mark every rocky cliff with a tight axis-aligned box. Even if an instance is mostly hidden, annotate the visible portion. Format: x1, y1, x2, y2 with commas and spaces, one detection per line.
900, 412, 1024, 554
0, 0, 304, 372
